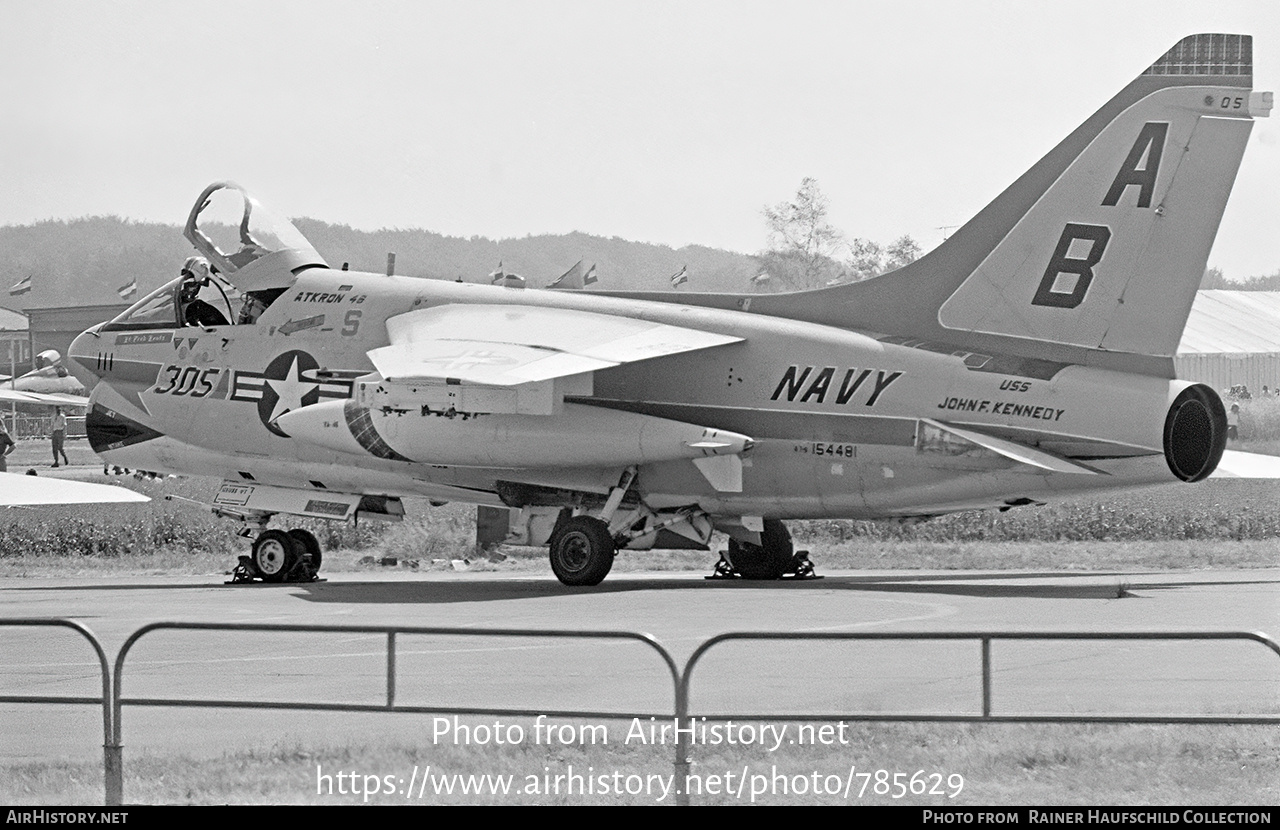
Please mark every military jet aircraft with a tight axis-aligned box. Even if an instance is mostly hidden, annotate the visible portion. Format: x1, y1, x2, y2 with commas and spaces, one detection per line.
0, 350, 90, 408
67, 33, 1273, 585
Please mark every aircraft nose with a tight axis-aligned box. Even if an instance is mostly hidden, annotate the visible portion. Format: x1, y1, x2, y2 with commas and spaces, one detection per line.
66, 327, 104, 387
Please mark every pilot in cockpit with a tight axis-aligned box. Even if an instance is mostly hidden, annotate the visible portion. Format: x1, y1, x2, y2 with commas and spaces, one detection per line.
178, 256, 230, 327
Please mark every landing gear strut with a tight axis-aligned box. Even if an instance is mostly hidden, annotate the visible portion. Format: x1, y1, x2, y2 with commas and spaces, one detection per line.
229, 526, 323, 584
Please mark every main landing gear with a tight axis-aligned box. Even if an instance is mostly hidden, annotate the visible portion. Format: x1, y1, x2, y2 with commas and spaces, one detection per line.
229, 527, 324, 584
547, 515, 616, 587
711, 519, 818, 580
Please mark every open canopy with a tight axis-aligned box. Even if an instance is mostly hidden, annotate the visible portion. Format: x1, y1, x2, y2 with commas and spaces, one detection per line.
183, 182, 327, 292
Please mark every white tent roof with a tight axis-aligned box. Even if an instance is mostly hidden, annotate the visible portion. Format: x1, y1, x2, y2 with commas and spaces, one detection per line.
1178, 291, 1280, 355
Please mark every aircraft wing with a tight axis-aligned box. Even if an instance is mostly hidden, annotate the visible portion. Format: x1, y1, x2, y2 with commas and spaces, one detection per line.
1211, 450, 1280, 478
0, 472, 149, 505
0, 389, 89, 408
368, 304, 742, 386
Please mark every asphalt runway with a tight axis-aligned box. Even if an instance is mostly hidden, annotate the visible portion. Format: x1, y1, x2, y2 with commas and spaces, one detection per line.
3, 566, 1278, 774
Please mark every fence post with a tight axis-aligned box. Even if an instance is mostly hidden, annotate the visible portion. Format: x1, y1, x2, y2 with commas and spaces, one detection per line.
981, 637, 992, 718
673, 684, 691, 807
104, 743, 123, 806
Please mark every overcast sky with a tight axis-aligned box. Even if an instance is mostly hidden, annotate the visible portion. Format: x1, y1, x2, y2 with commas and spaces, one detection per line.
2, 0, 1277, 279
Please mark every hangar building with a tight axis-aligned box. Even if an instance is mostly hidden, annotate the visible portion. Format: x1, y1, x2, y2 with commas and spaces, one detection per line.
1176, 290, 1280, 394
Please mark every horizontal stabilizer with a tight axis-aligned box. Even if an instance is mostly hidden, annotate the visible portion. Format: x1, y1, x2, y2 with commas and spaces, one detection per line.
925, 419, 1101, 475
0, 472, 149, 505
1210, 449, 1280, 478
370, 304, 742, 386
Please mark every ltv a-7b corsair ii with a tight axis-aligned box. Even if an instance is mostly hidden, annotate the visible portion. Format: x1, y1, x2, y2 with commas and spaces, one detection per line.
69, 34, 1274, 585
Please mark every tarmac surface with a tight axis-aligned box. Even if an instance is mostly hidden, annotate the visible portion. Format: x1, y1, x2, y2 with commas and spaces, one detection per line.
2, 566, 1278, 769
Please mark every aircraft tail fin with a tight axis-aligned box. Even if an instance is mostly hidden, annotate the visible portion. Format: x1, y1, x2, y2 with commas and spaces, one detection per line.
685, 34, 1271, 376
931, 34, 1266, 362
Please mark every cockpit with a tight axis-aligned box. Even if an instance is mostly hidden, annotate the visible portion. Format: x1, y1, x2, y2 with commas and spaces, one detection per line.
101, 183, 329, 333
100, 267, 240, 332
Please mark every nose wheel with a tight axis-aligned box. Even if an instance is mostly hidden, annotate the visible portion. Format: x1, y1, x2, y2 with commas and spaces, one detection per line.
228, 528, 324, 584
251, 530, 296, 581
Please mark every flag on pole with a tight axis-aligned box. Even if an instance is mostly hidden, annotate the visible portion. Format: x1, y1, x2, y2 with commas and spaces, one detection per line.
9, 276, 31, 296
670, 265, 688, 288
583, 263, 598, 285
117, 278, 138, 300
489, 261, 505, 284
547, 260, 583, 289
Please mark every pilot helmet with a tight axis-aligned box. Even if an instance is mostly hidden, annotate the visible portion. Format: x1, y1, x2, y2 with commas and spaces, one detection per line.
181, 256, 211, 282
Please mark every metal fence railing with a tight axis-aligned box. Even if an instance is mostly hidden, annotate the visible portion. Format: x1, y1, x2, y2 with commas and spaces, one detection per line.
5, 620, 1279, 806
0, 619, 115, 798
110, 622, 682, 806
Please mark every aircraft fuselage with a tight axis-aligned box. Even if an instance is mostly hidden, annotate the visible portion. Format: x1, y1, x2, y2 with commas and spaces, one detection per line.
72, 266, 1194, 522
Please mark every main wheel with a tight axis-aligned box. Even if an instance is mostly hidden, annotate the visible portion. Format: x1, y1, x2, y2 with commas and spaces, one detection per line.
547, 516, 615, 586
251, 530, 299, 583
726, 519, 794, 579
288, 528, 323, 574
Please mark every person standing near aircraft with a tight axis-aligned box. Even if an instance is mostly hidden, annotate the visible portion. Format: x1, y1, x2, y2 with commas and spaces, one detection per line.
0, 419, 15, 473
50, 407, 69, 467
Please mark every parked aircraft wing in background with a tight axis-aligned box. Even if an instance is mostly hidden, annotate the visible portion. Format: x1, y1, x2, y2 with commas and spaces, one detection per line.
0, 388, 89, 408
0, 472, 148, 505
1211, 450, 1280, 478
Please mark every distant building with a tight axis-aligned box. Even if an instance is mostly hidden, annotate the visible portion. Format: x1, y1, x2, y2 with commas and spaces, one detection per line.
26, 304, 131, 363
0, 306, 32, 372
1176, 291, 1280, 393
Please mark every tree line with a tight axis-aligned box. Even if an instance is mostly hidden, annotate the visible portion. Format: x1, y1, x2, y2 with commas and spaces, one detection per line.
1200, 266, 1280, 291
0, 194, 1270, 309
0, 217, 760, 308
760, 177, 1277, 294
756, 177, 922, 291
